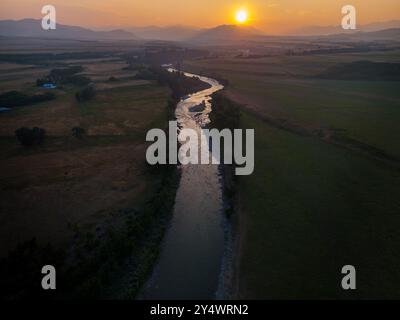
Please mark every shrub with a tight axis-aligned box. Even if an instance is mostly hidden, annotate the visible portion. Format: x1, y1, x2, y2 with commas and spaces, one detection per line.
68, 75, 91, 86
134, 69, 157, 80
72, 127, 86, 139
0, 91, 55, 108
76, 84, 96, 102
36, 66, 89, 86
0, 238, 65, 300
15, 127, 46, 146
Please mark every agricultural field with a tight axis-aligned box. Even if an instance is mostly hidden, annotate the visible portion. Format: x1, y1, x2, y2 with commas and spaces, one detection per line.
237, 112, 400, 299
184, 49, 400, 298
184, 51, 400, 158
0, 57, 170, 261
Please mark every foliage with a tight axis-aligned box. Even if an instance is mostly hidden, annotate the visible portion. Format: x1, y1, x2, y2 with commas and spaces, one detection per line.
151, 66, 211, 100
0, 238, 65, 300
0, 91, 55, 108
72, 127, 86, 139
15, 127, 46, 146
76, 84, 96, 102
134, 68, 157, 80
37, 66, 90, 86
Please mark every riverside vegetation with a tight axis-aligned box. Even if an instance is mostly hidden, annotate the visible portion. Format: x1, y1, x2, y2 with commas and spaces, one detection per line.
0, 53, 212, 299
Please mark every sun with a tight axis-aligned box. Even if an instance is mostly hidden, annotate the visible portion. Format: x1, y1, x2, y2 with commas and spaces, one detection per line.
235, 9, 248, 24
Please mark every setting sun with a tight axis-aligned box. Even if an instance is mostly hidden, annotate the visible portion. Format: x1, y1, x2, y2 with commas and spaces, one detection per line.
235, 9, 248, 24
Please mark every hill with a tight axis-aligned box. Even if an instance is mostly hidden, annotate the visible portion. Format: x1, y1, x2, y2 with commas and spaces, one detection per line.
324, 28, 400, 41
187, 24, 264, 45
289, 20, 400, 36
0, 19, 139, 40
127, 25, 199, 41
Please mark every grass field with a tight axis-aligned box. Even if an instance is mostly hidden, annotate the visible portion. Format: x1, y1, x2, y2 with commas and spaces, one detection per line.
0, 58, 170, 259
184, 52, 400, 158
238, 111, 400, 299
185, 50, 400, 298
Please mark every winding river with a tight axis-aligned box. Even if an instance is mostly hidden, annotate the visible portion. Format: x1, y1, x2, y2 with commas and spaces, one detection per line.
141, 70, 227, 299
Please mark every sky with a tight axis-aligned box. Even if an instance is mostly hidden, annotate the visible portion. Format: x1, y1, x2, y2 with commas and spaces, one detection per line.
1, 0, 400, 33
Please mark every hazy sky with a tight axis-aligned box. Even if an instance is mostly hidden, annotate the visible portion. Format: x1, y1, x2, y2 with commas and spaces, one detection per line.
1, 0, 399, 33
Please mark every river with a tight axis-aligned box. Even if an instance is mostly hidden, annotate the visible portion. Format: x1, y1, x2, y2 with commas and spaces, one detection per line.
140, 69, 228, 299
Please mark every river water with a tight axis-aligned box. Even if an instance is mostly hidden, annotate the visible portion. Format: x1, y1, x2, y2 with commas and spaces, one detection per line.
141, 70, 227, 299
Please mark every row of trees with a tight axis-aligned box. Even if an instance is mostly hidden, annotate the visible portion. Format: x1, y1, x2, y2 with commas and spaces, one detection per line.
36, 66, 90, 87
0, 91, 55, 108
15, 126, 87, 146
150, 66, 211, 100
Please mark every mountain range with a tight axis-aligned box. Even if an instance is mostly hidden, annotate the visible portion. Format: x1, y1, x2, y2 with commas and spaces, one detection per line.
289, 20, 400, 36
125, 25, 199, 42
0, 19, 139, 40
187, 24, 264, 45
0, 19, 399, 44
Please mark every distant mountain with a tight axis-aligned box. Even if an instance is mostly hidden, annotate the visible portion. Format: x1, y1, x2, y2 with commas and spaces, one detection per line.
187, 24, 264, 45
127, 25, 199, 41
0, 19, 139, 40
324, 28, 400, 41
289, 20, 400, 36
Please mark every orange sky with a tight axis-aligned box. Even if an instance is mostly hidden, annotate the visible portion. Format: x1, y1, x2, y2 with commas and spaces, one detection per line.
1, 0, 399, 33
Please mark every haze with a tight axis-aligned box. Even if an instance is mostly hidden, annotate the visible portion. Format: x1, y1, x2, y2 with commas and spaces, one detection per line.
1, 0, 400, 33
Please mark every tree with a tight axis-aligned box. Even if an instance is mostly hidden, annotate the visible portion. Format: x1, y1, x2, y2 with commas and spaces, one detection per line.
76, 84, 96, 102
72, 127, 86, 139
15, 127, 46, 146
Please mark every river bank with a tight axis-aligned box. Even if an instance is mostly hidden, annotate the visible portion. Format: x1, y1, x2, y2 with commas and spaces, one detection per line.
140, 68, 230, 299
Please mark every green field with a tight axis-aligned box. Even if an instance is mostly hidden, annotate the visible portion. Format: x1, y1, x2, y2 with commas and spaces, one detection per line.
185, 51, 400, 298
238, 112, 400, 299
184, 52, 400, 158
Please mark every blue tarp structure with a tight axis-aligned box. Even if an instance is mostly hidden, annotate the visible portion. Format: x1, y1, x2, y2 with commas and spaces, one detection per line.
42, 83, 57, 89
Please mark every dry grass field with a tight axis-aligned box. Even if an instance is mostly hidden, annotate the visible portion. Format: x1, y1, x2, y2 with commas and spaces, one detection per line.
0, 57, 170, 259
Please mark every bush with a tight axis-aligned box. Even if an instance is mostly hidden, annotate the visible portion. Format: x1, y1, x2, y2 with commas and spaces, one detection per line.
0, 238, 65, 300
76, 84, 96, 102
72, 127, 86, 139
50, 66, 84, 78
68, 75, 91, 86
134, 69, 157, 80
15, 127, 46, 146
36, 66, 90, 86
0, 91, 55, 108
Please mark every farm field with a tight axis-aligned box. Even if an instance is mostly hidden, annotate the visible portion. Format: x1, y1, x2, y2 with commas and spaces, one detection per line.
184, 50, 400, 298
237, 111, 400, 299
0, 57, 170, 260
184, 51, 400, 158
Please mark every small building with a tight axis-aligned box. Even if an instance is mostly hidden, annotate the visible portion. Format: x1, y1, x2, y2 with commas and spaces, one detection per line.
41, 83, 57, 89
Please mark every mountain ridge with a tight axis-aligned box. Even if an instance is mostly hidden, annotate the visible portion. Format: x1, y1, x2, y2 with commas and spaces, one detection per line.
187, 24, 265, 45
288, 20, 400, 36
0, 19, 139, 40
